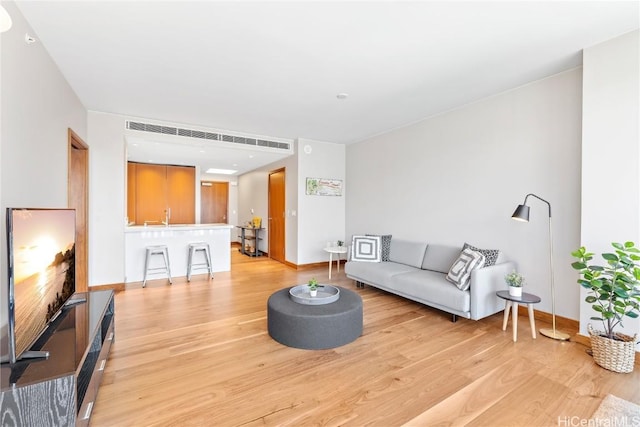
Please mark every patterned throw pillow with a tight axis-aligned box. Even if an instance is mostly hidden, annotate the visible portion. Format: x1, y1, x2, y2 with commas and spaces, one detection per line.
463, 243, 500, 266
446, 248, 486, 291
366, 234, 392, 261
351, 235, 382, 262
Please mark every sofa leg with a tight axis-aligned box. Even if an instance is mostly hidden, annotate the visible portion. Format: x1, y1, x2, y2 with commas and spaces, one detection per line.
451, 314, 457, 323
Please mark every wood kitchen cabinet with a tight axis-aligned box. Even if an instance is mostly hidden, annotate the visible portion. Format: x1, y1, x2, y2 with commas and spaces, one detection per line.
127, 162, 195, 225
166, 165, 196, 224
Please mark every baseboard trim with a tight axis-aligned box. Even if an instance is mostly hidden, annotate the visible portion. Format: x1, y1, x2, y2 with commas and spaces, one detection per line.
296, 261, 327, 270
89, 282, 126, 292
572, 333, 590, 347
291, 260, 347, 271
516, 305, 578, 334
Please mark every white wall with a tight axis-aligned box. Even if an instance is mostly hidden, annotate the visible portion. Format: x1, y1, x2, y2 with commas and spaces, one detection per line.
346, 68, 583, 320
1, 1, 87, 353
237, 169, 270, 251
86, 111, 126, 286
581, 30, 640, 345
297, 138, 346, 264
237, 139, 346, 266
237, 147, 299, 262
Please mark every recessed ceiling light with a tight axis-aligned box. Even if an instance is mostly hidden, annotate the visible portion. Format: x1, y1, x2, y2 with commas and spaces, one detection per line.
233, 163, 238, 167
0, 6, 13, 33
206, 168, 237, 175
199, 150, 205, 153
336, 93, 349, 100
249, 155, 254, 159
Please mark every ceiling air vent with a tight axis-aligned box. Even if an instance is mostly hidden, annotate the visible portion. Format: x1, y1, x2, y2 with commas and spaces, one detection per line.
126, 121, 291, 150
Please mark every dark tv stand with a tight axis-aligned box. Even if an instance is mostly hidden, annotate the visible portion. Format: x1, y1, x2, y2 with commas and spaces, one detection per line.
16, 349, 50, 360
0, 290, 115, 426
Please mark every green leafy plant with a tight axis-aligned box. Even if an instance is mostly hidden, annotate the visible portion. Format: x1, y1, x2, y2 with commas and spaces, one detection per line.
504, 271, 524, 287
571, 242, 640, 340
308, 278, 318, 291
337, 240, 344, 247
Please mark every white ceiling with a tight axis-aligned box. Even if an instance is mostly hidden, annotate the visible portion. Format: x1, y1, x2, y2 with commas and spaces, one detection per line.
14, 1, 639, 172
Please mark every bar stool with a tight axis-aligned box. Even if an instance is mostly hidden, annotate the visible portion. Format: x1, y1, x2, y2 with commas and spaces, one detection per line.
143, 245, 172, 287
187, 242, 213, 282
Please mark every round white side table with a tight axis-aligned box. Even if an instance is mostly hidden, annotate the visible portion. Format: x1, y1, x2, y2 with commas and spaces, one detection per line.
324, 246, 348, 279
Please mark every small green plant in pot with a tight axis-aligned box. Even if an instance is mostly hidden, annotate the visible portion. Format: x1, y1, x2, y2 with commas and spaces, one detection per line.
505, 271, 524, 297
308, 278, 319, 297
571, 242, 640, 373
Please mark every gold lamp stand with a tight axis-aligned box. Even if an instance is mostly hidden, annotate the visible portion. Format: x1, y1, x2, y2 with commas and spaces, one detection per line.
512, 194, 570, 341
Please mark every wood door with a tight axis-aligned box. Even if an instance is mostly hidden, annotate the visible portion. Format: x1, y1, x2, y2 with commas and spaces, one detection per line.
166, 165, 195, 224
126, 162, 137, 225
268, 168, 285, 263
201, 181, 229, 223
68, 129, 88, 292
135, 163, 167, 225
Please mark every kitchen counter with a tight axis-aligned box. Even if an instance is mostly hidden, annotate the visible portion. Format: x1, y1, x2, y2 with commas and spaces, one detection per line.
124, 223, 233, 283
125, 223, 233, 232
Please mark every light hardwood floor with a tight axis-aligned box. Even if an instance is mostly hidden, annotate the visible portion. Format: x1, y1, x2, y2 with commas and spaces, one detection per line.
91, 248, 639, 426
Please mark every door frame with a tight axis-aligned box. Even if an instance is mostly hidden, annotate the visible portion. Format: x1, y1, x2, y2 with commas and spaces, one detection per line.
68, 129, 89, 292
268, 168, 285, 263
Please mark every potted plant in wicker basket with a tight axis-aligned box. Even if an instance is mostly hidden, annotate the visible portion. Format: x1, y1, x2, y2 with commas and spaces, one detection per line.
571, 242, 640, 373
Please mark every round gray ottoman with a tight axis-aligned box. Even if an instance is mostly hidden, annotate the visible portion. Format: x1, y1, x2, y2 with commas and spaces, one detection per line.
267, 286, 363, 350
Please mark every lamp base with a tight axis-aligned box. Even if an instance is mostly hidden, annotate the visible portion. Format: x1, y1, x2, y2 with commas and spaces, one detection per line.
539, 328, 570, 341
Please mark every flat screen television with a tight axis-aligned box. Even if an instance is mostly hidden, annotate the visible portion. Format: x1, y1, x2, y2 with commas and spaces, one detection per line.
5, 208, 76, 364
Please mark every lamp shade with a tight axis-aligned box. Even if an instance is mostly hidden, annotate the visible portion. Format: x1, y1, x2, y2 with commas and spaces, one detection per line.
512, 204, 530, 222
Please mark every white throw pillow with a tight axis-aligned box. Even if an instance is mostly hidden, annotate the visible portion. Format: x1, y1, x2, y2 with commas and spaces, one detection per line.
446, 248, 486, 291
351, 235, 382, 262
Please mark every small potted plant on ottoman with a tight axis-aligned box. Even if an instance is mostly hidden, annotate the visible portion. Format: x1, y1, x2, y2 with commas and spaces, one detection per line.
308, 278, 319, 297
505, 271, 524, 297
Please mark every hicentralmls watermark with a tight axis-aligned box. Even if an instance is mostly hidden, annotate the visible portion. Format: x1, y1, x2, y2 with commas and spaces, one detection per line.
558, 415, 640, 427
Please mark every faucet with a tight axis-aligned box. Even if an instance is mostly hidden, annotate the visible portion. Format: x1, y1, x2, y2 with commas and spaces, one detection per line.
162, 208, 171, 226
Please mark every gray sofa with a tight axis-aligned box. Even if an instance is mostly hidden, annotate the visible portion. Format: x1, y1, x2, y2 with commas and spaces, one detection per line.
344, 239, 516, 321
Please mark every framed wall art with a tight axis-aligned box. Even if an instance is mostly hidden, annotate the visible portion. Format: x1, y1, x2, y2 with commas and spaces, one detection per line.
305, 178, 343, 196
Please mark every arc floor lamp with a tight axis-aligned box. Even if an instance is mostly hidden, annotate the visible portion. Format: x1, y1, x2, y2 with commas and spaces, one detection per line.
512, 193, 570, 341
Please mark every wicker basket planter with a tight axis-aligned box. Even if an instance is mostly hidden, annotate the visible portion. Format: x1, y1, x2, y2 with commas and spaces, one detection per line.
588, 324, 637, 373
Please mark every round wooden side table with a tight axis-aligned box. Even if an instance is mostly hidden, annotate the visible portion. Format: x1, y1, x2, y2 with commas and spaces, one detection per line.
496, 290, 541, 342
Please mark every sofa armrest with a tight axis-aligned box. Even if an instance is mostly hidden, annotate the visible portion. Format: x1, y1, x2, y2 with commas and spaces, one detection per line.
469, 261, 517, 320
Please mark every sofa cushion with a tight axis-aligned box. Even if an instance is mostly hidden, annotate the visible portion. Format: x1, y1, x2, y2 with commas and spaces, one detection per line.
421, 244, 463, 273
366, 234, 392, 261
390, 270, 471, 313
463, 242, 500, 266
446, 248, 486, 291
351, 235, 381, 262
345, 261, 417, 287
388, 240, 429, 268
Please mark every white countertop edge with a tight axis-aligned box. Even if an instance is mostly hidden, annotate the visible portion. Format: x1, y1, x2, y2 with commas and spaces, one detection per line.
125, 224, 234, 232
